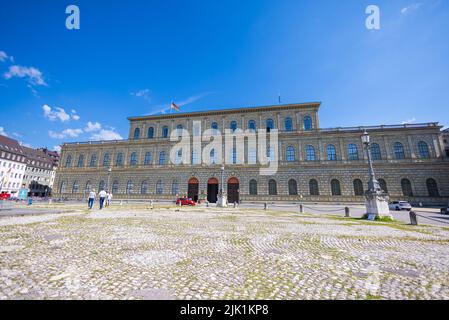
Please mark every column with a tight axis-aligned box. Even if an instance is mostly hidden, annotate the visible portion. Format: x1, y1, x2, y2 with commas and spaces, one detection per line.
407, 135, 417, 159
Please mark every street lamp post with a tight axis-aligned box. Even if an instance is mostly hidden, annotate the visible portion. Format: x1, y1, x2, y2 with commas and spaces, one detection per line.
107, 167, 112, 191
361, 131, 391, 219
217, 164, 228, 207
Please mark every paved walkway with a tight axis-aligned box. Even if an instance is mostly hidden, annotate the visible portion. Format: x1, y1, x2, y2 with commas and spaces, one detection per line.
0, 206, 448, 300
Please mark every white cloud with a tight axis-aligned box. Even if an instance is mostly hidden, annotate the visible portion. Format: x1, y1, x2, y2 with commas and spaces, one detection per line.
0, 127, 7, 136
84, 121, 102, 132
43, 104, 79, 122
89, 129, 123, 141
402, 117, 416, 124
131, 89, 152, 103
53, 145, 61, 152
4, 65, 47, 86
49, 128, 83, 139
0, 51, 8, 62
401, 3, 422, 15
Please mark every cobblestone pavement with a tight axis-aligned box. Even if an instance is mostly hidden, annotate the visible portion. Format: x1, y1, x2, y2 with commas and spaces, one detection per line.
0, 205, 448, 300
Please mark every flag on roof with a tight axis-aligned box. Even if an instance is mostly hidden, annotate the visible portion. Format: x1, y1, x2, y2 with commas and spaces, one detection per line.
171, 102, 180, 112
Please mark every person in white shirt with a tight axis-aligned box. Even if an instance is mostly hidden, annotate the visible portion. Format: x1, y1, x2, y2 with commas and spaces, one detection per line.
107, 192, 113, 207
88, 189, 96, 209
98, 189, 107, 210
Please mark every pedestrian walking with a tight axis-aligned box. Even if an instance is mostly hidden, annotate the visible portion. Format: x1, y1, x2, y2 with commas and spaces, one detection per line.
107, 192, 113, 207
88, 189, 96, 209
99, 189, 107, 210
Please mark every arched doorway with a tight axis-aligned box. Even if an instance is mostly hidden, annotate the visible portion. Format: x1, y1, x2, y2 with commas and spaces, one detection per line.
227, 177, 239, 204
188, 177, 199, 201
207, 178, 219, 203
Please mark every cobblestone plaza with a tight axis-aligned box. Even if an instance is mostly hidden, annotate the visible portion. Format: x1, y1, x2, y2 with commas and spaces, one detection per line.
1, 205, 448, 300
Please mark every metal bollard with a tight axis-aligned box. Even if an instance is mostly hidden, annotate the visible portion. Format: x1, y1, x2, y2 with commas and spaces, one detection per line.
345, 207, 350, 217
409, 211, 418, 225
299, 204, 304, 213
264, 202, 268, 210
234, 202, 237, 208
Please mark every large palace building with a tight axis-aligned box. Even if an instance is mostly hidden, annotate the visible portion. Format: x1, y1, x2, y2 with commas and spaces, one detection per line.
54, 102, 449, 205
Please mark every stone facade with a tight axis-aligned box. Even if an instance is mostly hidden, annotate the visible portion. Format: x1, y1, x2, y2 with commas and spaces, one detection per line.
22, 147, 56, 197
54, 103, 449, 205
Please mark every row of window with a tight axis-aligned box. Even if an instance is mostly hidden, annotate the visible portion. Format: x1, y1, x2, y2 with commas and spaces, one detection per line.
133, 116, 314, 139
64, 140, 433, 168
60, 177, 440, 198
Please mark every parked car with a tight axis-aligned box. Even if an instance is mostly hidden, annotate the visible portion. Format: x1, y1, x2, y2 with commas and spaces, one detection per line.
440, 207, 449, 215
176, 198, 196, 206
389, 201, 412, 211
0, 193, 11, 201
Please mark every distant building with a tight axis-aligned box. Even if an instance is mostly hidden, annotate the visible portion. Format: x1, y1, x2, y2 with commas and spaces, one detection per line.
0, 135, 27, 196
22, 147, 56, 197
55, 102, 449, 206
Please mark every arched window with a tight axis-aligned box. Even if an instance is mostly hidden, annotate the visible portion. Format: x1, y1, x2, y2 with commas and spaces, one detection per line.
230, 121, 237, 132
126, 180, 133, 194
401, 179, 413, 197
418, 141, 430, 159
162, 126, 169, 138
116, 153, 124, 166
85, 181, 92, 193
60, 181, 67, 193
309, 179, 319, 196
348, 144, 359, 160
288, 179, 298, 195
371, 143, 382, 160
133, 128, 140, 140
89, 154, 97, 167
72, 181, 79, 194
248, 120, 256, 132
65, 155, 72, 167
286, 146, 295, 162
249, 180, 258, 195
353, 179, 364, 196
103, 153, 110, 167
268, 179, 277, 195
147, 127, 154, 139
191, 150, 198, 165
266, 119, 274, 133
156, 180, 163, 194
77, 154, 85, 167
144, 152, 152, 165
232, 148, 237, 164
304, 116, 312, 131
331, 179, 341, 196
130, 152, 138, 166
176, 124, 183, 136
172, 180, 179, 195
306, 145, 316, 161
99, 181, 105, 191
426, 178, 439, 197
141, 180, 149, 194
284, 117, 293, 132
112, 180, 119, 194
394, 142, 405, 159
378, 179, 388, 193
327, 145, 337, 161
159, 151, 166, 165
210, 149, 217, 164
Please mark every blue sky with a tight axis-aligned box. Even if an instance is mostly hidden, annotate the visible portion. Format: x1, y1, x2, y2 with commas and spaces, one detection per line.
0, 0, 448, 151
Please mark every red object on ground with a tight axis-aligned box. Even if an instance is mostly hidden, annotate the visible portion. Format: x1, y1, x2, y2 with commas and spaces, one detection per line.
176, 198, 196, 206
0, 193, 11, 200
